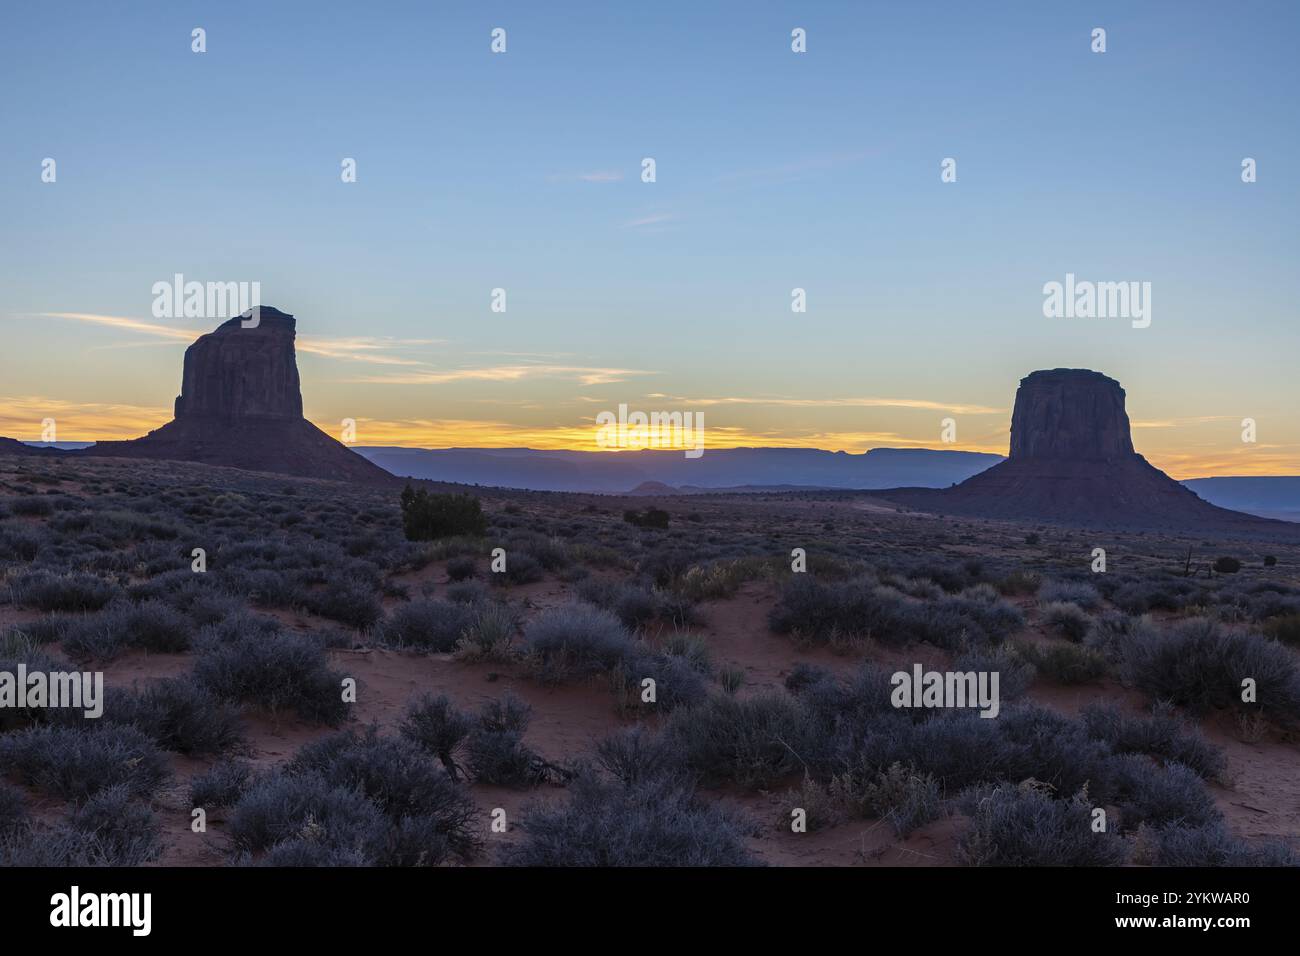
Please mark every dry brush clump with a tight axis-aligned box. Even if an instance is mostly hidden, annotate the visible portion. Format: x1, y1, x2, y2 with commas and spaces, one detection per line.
228, 727, 481, 867
500, 728, 759, 867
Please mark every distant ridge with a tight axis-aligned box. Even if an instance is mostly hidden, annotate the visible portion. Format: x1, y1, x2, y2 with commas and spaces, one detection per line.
355, 445, 1003, 493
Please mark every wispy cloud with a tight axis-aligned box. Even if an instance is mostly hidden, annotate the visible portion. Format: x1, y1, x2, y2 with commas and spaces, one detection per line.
1132, 415, 1236, 429
27, 313, 440, 366
577, 170, 623, 183
351, 364, 656, 387
660, 395, 1005, 415
622, 212, 676, 229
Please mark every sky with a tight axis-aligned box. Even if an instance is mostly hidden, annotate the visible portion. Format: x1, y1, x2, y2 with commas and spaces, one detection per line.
2, 0, 1297, 478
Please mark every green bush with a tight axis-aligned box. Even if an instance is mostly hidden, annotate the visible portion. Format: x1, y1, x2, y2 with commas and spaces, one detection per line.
399, 486, 487, 541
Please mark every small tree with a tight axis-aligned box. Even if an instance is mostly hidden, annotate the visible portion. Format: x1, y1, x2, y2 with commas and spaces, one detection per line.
399, 485, 487, 541
1212, 556, 1242, 575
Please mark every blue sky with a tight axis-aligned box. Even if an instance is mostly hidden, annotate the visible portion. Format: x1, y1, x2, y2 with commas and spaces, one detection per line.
2, 0, 1297, 475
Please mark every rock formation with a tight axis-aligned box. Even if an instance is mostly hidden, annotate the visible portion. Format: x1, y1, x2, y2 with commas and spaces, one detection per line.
173, 309, 304, 421
1008, 369, 1135, 461
882, 368, 1288, 532
90, 307, 393, 484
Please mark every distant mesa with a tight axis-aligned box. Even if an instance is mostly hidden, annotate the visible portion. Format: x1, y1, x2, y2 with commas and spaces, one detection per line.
881, 368, 1288, 532
626, 481, 679, 496
90, 308, 393, 484
0, 436, 64, 457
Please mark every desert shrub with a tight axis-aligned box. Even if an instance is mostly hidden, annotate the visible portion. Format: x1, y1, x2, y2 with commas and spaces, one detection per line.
662, 632, 713, 675
1263, 613, 1300, 649
61, 598, 191, 660
1118, 618, 1300, 724
719, 667, 745, 694
0, 525, 42, 561
995, 706, 1115, 797
840, 706, 1109, 801
1039, 580, 1102, 610
193, 630, 349, 725
784, 662, 834, 695
616, 651, 710, 713
594, 727, 684, 786
248, 840, 371, 868
285, 728, 480, 862
294, 579, 383, 628
1136, 821, 1297, 866
958, 783, 1127, 866
9, 495, 54, 517
781, 775, 845, 832
400, 694, 473, 778
577, 578, 658, 629
1084, 611, 1156, 662
446, 580, 489, 605
954, 644, 1036, 700
0, 641, 76, 731
769, 576, 1022, 649
446, 556, 477, 581
8, 571, 116, 612
190, 759, 255, 808
523, 603, 638, 678
624, 508, 670, 530
108, 678, 245, 755
665, 694, 811, 789
455, 601, 517, 660
637, 547, 694, 588
996, 570, 1041, 596
380, 599, 474, 652
69, 784, 162, 865
0, 725, 169, 799
1080, 703, 1225, 780
832, 762, 941, 836
1016, 641, 1107, 684
489, 551, 543, 586
465, 695, 552, 787
1213, 556, 1242, 574
0, 782, 28, 837
1111, 578, 1195, 615
399, 486, 487, 541
227, 772, 386, 859
675, 556, 776, 601
506, 534, 571, 571
1263, 555, 1278, 568
500, 773, 758, 867
905, 559, 990, 594
1040, 601, 1092, 641
1107, 755, 1219, 831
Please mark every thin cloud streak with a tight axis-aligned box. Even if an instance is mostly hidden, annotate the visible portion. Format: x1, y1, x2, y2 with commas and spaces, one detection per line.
29, 313, 441, 366
664, 395, 1005, 415
351, 365, 657, 387
622, 213, 675, 228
